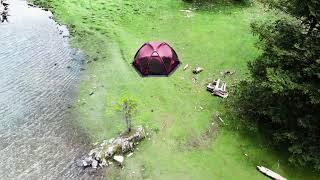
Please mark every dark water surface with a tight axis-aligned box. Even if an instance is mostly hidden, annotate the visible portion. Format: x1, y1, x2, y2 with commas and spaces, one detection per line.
0, 0, 97, 179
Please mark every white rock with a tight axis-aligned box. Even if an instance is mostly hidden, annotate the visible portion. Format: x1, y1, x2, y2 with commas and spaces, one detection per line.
83, 161, 88, 167
101, 159, 108, 166
113, 155, 124, 164
92, 160, 98, 169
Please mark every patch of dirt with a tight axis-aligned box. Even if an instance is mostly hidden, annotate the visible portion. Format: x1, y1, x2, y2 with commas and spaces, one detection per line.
160, 114, 176, 131
185, 119, 220, 150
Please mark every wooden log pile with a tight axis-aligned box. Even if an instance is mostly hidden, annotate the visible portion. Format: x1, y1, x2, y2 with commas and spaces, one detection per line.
207, 79, 228, 98
77, 126, 146, 169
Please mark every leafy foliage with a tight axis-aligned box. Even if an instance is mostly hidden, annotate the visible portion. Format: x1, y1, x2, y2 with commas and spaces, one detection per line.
232, 0, 320, 170
116, 96, 138, 133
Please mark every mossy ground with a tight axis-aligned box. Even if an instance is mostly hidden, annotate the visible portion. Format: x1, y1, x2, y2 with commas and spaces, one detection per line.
33, 0, 319, 179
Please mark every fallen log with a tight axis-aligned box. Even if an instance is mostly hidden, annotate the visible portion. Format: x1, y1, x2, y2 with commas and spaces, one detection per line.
257, 166, 286, 180
78, 126, 145, 169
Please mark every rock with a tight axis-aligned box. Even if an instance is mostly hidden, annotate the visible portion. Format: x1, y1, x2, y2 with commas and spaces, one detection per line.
92, 160, 98, 169
101, 159, 108, 167
88, 149, 97, 156
89, 91, 94, 96
192, 67, 203, 74
80, 126, 145, 170
105, 146, 115, 158
113, 155, 124, 164
83, 157, 93, 167
76, 159, 84, 167
121, 141, 133, 153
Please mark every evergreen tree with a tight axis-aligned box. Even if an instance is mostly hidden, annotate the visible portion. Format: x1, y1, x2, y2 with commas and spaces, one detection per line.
233, 0, 320, 170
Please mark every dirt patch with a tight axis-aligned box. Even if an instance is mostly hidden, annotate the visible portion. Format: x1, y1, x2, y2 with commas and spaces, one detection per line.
185, 118, 220, 150
160, 114, 176, 131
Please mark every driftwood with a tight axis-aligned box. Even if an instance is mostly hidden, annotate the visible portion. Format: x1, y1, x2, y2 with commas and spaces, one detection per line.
207, 79, 228, 98
183, 64, 189, 71
78, 126, 145, 169
257, 166, 287, 180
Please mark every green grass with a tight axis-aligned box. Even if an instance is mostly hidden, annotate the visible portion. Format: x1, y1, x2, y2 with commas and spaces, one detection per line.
33, 0, 319, 179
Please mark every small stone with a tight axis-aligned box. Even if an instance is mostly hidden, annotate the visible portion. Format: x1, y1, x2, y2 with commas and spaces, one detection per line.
75, 159, 84, 167
83, 157, 93, 167
192, 67, 204, 74
92, 160, 98, 169
82, 161, 88, 167
113, 155, 124, 164
89, 91, 94, 96
101, 159, 108, 166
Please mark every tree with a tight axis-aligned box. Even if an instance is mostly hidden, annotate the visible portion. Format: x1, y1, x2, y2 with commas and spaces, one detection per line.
116, 96, 138, 133
232, 0, 320, 170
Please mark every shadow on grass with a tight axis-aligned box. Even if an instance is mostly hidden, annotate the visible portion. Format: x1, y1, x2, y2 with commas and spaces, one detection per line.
182, 0, 253, 11
222, 110, 319, 179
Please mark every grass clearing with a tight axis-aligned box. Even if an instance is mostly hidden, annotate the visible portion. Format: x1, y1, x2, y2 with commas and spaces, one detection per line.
33, 0, 319, 179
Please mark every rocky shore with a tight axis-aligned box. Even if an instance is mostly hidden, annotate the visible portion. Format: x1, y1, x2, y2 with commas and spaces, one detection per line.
77, 126, 146, 169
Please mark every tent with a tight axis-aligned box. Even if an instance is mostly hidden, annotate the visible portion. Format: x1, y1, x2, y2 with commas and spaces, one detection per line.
132, 42, 180, 76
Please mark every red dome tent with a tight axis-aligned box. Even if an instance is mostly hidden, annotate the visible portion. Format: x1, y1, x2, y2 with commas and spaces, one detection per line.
132, 42, 180, 76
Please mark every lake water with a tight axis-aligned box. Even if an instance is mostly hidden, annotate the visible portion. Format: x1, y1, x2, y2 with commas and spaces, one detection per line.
0, 0, 99, 179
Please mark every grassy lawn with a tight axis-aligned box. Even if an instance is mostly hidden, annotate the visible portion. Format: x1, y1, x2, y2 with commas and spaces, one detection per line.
33, 0, 319, 179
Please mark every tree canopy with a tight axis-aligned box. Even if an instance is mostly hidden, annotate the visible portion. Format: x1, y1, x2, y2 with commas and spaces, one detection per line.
232, 0, 320, 170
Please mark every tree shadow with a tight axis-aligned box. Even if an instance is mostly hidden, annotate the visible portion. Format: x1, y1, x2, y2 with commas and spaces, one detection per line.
182, 0, 252, 12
